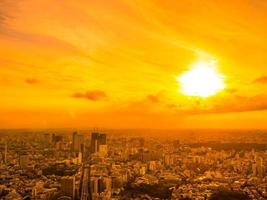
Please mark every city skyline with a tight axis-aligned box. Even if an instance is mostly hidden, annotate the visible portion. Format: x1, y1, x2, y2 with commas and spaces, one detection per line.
1, 1, 267, 199
1, 1, 267, 129
0, 129, 266, 199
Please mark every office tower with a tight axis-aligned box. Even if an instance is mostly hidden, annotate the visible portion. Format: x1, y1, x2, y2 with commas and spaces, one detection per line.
252, 162, 257, 177
78, 152, 83, 164
72, 132, 84, 153
52, 134, 63, 144
60, 176, 75, 199
4, 142, 7, 164
256, 157, 264, 178
90, 177, 98, 196
91, 132, 99, 153
19, 154, 29, 170
99, 144, 108, 157
98, 177, 105, 194
91, 132, 107, 153
90, 176, 106, 196
98, 134, 107, 145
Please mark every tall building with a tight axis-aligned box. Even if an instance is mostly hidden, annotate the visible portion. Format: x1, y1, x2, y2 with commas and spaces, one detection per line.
91, 132, 99, 153
0, 143, 7, 164
72, 132, 84, 153
98, 134, 107, 145
4, 142, 7, 164
256, 157, 264, 178
19, 154, 29, 170
90, 176, 107, 196
90, 177, 98, 197
60, 176, 76, 199
99, 145, 108, 157
252, 162, 257, 177
91, 132, 107, 153
252, 157, 265, 178
52, 134, 63, 144
78, 152, 83, 164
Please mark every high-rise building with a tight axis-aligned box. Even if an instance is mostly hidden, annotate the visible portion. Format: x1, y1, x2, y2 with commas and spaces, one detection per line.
91, 132, 107, 153
98, 134, 107, 145
98, 177, 105, 194
52, 134, 63, 144
252, 157, 265, 178
19, 154, 29, 170
78, 152, 83, 164
256, 157, 264, 178
252, 162, 257, 177
91, 132, 99, 153
60, 176, 76, 199
90, 177, 98, 196
4, 142, 7, 164
99, 144, 108, 157
72, 132, 84, 153
90, 176, 107, 196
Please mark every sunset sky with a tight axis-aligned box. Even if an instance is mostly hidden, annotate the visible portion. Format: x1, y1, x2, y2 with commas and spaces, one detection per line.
1, 0, 267, 129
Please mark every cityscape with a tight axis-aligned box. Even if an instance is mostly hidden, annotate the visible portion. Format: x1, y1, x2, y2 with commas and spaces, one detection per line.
1, 0, 267, 199
0, 129, 267, 199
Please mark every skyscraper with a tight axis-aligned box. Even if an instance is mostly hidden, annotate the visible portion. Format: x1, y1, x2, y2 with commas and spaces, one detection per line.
91, 132, 107, 154
72, 132, 84, 153
0, 142, 7, 164
98, 134, 107, 145
90, 176, 106, 197
91, 132, 99, 153
256, 157, 264, 178
252, 156, 265, 178
19, 154, 29, 170
4, 142, 7, 164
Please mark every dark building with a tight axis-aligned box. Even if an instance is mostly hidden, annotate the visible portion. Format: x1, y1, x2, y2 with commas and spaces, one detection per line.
91, 132, 107, 153
72, 132, 84, 153
52, 134, 63, 144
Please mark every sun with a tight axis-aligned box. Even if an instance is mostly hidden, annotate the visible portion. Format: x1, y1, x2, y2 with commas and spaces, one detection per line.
177, 61, 225, 97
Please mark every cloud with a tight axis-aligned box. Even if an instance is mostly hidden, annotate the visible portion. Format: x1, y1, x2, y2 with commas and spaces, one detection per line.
0, 0, 17, 33
242, 94, 267, 111
0, 1, 9, 29
226, 88, 238, 94
253, 76, 267, 84
161, 93, 267, 116
189, 94, 267, 115
167, 104, 178, 108
147, 94, 160, 103
72, 90, 107, 101
25, 78, 39, 85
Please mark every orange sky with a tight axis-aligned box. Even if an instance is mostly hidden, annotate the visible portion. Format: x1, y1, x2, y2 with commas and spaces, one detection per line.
1, 0, 267, 129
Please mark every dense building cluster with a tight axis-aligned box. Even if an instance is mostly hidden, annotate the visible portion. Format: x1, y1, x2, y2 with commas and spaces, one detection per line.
0, 129, 267, 199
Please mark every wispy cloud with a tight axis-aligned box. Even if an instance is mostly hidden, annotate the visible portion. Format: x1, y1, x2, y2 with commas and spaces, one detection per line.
0, 1, 9, 28
253, 76, 267, 84
0, 0, 18, 33
184, 94, 267, 115
72, 90, 107, 101
147, 94, 160, 103
25, 78, 39, 85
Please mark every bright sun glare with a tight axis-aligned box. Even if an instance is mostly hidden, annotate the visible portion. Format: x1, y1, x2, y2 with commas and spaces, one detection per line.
177, 61, 225, 97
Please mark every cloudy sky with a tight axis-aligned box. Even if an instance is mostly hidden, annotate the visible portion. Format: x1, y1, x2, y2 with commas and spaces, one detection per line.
1, 0, 267, 129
